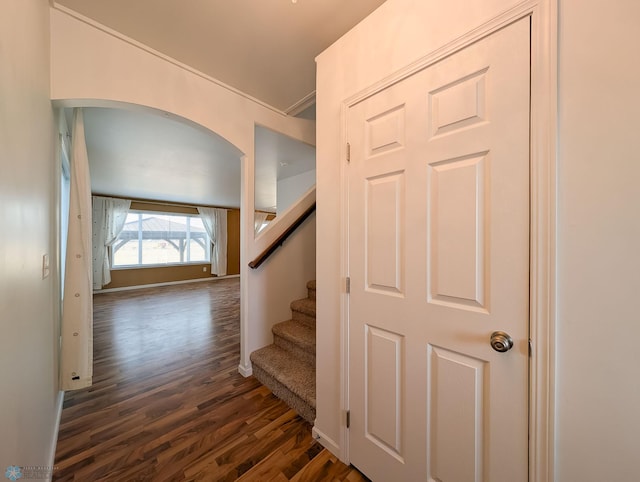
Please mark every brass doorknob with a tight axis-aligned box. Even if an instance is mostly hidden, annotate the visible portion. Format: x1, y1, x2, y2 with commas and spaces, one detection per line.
490, 331, 513, 353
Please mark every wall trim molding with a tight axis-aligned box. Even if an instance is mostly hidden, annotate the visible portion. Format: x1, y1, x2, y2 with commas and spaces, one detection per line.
528, 1, 557, 480
50, 3, 287, 117
237, 363, 253, 378
48, 391, 65, 474
339, 2, 557, 480
285, 91, 316, 117
312, 426, 340, 456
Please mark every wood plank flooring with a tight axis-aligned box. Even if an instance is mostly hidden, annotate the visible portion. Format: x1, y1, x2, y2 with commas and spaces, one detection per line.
53, 278, 367, 481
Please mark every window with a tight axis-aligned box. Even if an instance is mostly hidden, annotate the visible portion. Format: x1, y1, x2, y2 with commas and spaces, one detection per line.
60, 137, 71, 297
112, 211, 209, 267
256, 220, 271, 235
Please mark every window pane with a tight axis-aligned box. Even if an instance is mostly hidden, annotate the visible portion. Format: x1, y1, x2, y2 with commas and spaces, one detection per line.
141, 238, 181, 265
60, 170, 71, 295
112, 213, 141, 266
189, 238, 208, 262
113, 239, 140, 266
112, 211, 210, 267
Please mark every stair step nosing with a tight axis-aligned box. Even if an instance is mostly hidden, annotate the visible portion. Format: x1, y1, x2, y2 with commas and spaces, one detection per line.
290, 299, 316, 313
250, 346, 315, 405
273, 321, 315, 348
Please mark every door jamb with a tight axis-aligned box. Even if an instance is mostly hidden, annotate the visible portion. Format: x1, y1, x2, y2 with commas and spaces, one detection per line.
339, 1, 557, 480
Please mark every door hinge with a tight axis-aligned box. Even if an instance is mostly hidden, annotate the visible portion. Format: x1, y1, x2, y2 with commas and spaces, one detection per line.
528, 339, 533, 358
345, 276, 350, 294
346, 410, 351, 428
346, 142, 351, 162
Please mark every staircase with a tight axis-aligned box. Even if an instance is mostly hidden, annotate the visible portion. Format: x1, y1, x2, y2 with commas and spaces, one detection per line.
250, 280, 316, 423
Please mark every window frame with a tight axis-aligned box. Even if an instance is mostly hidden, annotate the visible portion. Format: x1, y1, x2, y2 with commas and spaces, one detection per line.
111, 210, 210, 269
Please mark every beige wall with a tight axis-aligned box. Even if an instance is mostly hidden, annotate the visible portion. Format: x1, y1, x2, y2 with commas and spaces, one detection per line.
104, 201, 241, 289
555, 2, 640, 480
107, 264, 217, 289
0, 0, 61, 470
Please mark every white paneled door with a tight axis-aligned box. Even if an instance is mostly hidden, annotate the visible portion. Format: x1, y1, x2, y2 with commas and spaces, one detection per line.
347, 19, 530, 482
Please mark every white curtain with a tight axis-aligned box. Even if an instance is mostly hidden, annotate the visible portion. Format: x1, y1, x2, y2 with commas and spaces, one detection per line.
92, 196, 131, 289
254, 211, 269, 235
60, 108, 94, 391
197, 207, 227, 276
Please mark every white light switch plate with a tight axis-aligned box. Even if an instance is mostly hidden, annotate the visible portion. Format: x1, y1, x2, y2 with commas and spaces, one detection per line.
42, 253, 50, 279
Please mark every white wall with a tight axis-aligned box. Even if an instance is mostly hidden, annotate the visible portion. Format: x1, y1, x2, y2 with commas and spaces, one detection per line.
248, 213, 316, 353
49, 7, 316, 372
555, 2, 640, 480
277, 169, 316, 216
0, 0, 62, 472
247, 188, 317, 371
315, 0, 524, 456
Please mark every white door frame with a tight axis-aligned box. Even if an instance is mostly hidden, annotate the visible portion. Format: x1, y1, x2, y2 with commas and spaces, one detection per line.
338, 1, 557, 480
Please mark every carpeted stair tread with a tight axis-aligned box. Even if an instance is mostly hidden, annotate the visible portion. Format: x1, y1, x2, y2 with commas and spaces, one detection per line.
290, 298, 316, 317
273, 320, 315, 356
250, 279, 317, 424
250, 345, 316, 421
250, 345, 316, 405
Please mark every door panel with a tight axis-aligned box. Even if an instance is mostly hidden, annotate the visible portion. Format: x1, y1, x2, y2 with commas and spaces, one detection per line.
366, 171, 405, 294
348, 18, 531, 482
428, 346, 487, 482
429, 152, 488, 308
366, 325, 404, 458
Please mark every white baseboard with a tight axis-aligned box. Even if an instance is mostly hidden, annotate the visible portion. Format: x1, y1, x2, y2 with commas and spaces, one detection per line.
238, 363, 253, 378
47, 390, 64, 480
312, 426, 340, 458
95, 274, 240, 294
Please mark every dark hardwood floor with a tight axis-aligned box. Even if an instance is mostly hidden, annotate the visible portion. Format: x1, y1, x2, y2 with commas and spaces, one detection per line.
53, 278, 367, 481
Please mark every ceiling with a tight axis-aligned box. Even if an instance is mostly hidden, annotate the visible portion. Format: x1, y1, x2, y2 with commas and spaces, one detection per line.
78, 108, 316, 211
254, 125, 316, 212
79, 107, 243, 208
54, 0, 387, 113
56, 1, 386, 209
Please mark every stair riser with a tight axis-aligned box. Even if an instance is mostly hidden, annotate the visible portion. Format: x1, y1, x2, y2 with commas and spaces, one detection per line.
291, 311, 316, 327
249, 280, 317, 425
252, 364, 316, 424
290, 299, 316, 318
274, 334, 315, 367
